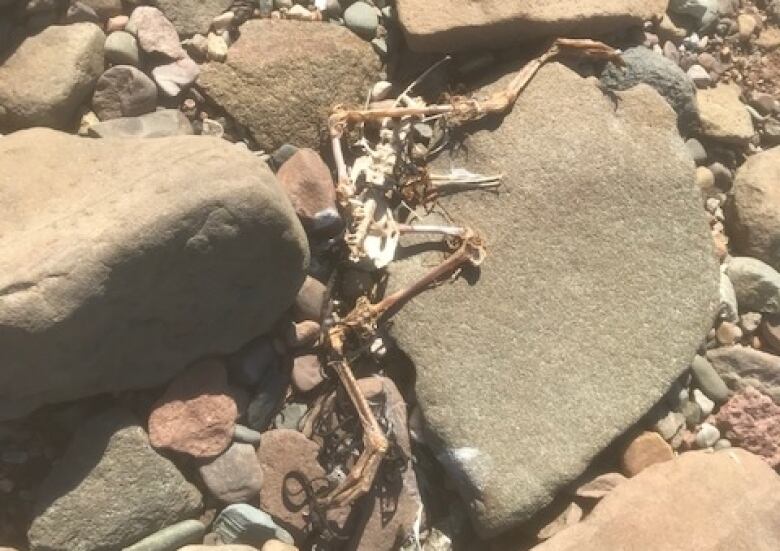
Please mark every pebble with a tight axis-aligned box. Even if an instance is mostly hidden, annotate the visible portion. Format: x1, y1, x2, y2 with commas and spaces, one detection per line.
695, 422, 721, 448
107, 14, 129, 32
697, 84, 755, 145
183, 34, 209, 62
65, 2, 99, 24
128, 6, 186, 60
199, 442, 264, 504
343, 1, 379, 39
737, 14, 757, 42
716, 321, 742, 346
104, 31, 140, 66
212, 11, 235, 33
124, 520, 206, 551
293, 276, 327, 322
574, 472, 627, 499
690, 355, 729, 405
708, 162, 733, 191
621, 431, 674, 477
207, 32, 229, 62
287, 320, 320, 349
693, 388, 715, 417
201, 118, 225, 138
719, 271, 738, 322
740, 312, 763, 335
695, 166, 716, 196
273, 402, 308, 430
725, 257, 780, 314
213, 504, 293, 546
662, 41, 680, 64
92, 65, 158, 121
291, 354, 324, 394
148, 358, 238, 458
276, 148, 340, 233
371, 80, 393, 101
713, 438, 732, 451
685, 138, 707, 165
152, 56, 201, 97
654, 411, 685, 441
233, 424, 262, 446
682, 400, 702, 428
286, 4, 313, 20
687, 64, 712, 88
78, 109, 100, 136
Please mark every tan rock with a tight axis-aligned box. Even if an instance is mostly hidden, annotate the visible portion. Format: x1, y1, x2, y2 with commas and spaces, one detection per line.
621, 431, 674, 476
756, 27, 780, 49
291, 354, 324, 394
262, 541, 298, 551
148, 358, 238, 458
697, 84, 755, 145
573, 472, 627, 499
395, 0, 667, 52
531, 450, 780, 551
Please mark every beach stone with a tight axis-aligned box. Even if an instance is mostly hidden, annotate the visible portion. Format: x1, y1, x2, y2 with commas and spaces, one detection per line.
387, 64, 719, 536
687, 64, 712, 88
694, 389, 715, 417
0, 129, 307, 420
691, 355, 730, 404
149, 359, 238, 458
273, 402, 308, 430
395, 0, 667, 52
233, 424, 262, 446
0, 22, 104, 131
344, 1, 379, 39
725, 257, 780, 314
654, 411, 686, 441
668, 0, 720, 31
574, 472, 627, 499
199, 442, 264, 503
155, 0, 233, 37
707, 346, 780, 404
124, 520, 206, 551
129, 6, 186, 59
287, 320, 320, 349
104, 31, 140, 66
276, 148, 340, 233
92, 65, 158, 121
152, 57, 201, 97
600, 46, 699, 133
530, 449, 780, 551
291, 354, 324, 394
685, 138, 707, 165
715, 386, 780, 467
697, 83, 755, 144
214, 504, 293, 547
207, 32, 229, 62
198, 20, 379, 151
87, 109, 194, 138
728, 147, 780, 271
27, 409, 202, 551
720, 271, 738, 322
716, 320, 742, 345
621, 432, 674, 476
293, 276, 327, 322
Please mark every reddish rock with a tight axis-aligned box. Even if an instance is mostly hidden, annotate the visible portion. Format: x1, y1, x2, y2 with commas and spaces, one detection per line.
715, 386, 780, 468
287, 320, 320, 350
574, 472, 627, 500
128, 6, 186, 59
621, 431, 674, 476
199, 442, 264, 504
291, 355, 324, 394
293, 276, 327, 322
149, 358, 238, 458
276, 149, 340, 233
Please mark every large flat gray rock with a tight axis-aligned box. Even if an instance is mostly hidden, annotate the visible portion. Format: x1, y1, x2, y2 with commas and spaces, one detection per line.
396, 0, 667, 52
0, 129, 308, 420
388, 63, 719, 536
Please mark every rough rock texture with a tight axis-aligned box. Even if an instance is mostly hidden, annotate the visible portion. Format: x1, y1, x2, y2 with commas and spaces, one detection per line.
156, 0, 233, 36
395, 0, 668, 52
92, 65, 158, 121
87, 109, 194, 138
697, 83, 755, 144
530, 450, 780, 551
600, 46, 699, 133
198, 20, 380, 151
715, 386, 780, 467
148, 359, 238, 458
387, 64, 719, 536
728, 146, 780, 271
27, 409, 202, 551
0, 129, 308, 420
0, 23, 104, 130
707, 345, 780, 404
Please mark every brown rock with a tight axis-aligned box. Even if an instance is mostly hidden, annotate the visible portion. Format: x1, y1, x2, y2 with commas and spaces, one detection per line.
149, 358, 238, 458
199, 442, 264, 504
276, 149, 339, 233
715, 386, 780, 468
530, 449, 780, 551
621, 431, 674, 476
198, 20, 380, 151
395, 0, 667, 52
293, 276, 327, 322
291, 355, 324, 394
92, 65, 158, 121
257, 429, 342, 540
716, 321, 743, 345
697, 84, 755, 145
287, 321, 320, 350
573, 472, 627, 499
128, 6, 186, 60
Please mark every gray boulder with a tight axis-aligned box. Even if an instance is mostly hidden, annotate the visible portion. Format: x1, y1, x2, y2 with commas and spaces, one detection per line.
387, 63, 719, 536
155, 0, 233, 37
0, 129, 308, 420
27, 409, 203, 551
197, 20, 380, 151
87, 109, 194, 138
600, 46, 699, 133
0, 22, 104, 130
725, 257, 780, 314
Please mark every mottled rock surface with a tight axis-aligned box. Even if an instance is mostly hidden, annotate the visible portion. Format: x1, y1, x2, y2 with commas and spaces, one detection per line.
198, 20, 379, 151
155, 0, 233, 37
707, 345, 780, 404
0, 129, 308, 420
27, 409, 202, 551
388, 64, 719, 536
395, 0, 667, 52
716, 386, 780, 467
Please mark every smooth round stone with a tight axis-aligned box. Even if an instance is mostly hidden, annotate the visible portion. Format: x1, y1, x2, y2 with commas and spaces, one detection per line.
693, 388, 715, 417
685, 138, 707, 165
695, 422, 721, 448
107, 14, 129, 32
716, 321, 742, 345
104, 31, 140, 66
291, 354, 324, 394
199, 442, 264, 504
690, 355, 729, 405
713, 438, 732, 451
371, 80, 393, 101
233, 424, 262, 446
682, 400, 702, 428
92, 65, 157, 121
696, 166, 716, 195
343, 1, 378, 39
124, 520, 205, 551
